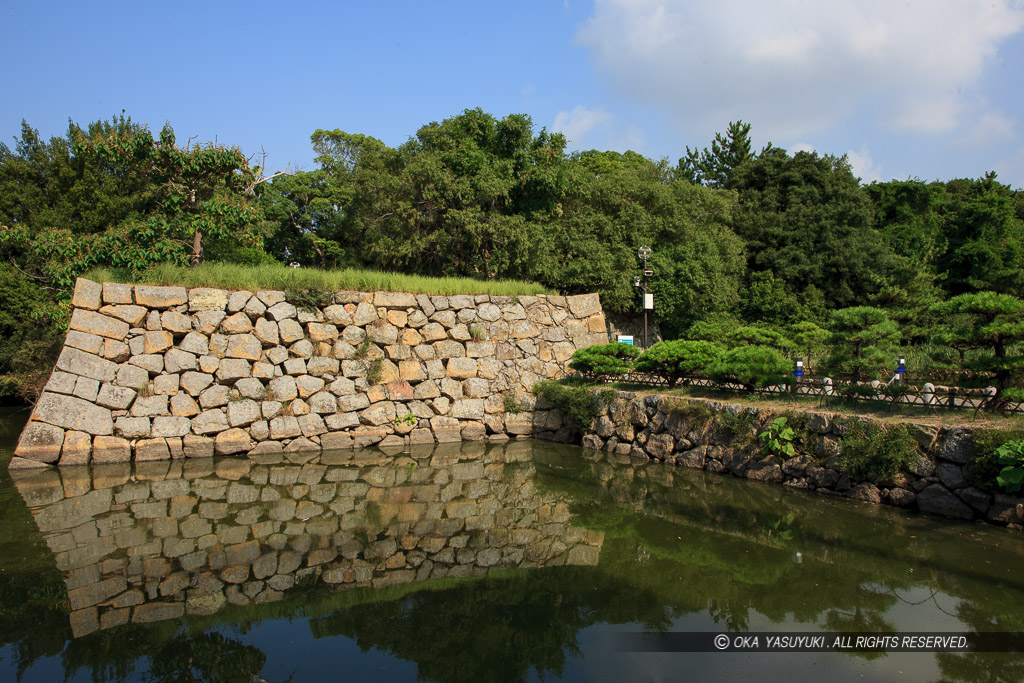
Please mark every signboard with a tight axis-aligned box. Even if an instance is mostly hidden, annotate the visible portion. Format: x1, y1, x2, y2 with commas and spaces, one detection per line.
617, 335, 634, 345
643, 293, 654, 310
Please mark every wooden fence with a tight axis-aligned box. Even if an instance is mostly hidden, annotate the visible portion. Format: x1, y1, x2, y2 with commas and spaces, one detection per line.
586, 372, 1024, 415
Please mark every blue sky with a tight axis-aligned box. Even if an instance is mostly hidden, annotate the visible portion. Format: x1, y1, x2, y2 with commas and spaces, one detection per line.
3, 0, 1023, 188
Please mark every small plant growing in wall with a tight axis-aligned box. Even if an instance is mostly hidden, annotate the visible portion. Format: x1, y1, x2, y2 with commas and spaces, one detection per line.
285, 287, 333, 312
396, 413, 418, 426
534, 380, 615, 434
366, 358, 384, 385
995, 440, 1024, 493
136, 382, 154, 398
836, 421, 918, 481
503, 393, 526, 414
469, 323, 485, 341
354, 338, 372, 360
759, 417, 796, 457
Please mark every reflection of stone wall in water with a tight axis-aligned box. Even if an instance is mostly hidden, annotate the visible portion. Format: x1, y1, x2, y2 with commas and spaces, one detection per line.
11, 280, 608, 467
10, 441, 603, 638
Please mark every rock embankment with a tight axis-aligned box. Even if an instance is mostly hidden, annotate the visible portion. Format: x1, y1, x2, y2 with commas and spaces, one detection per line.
540, 392, 1024, 529
11, 279, 608, 468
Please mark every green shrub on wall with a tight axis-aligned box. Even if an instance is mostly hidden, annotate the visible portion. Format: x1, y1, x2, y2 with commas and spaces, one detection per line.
534, 380, 615, 433
836, 421, 918, 481
965, 427, 1024, 492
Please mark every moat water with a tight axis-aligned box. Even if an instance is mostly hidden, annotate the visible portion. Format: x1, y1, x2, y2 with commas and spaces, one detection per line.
0, 407, 1021, 682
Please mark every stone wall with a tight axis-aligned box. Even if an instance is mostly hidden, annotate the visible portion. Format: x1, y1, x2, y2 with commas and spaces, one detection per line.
10, 279, 608, 468
558, 391, 1024, 529
10, 441, 604, 638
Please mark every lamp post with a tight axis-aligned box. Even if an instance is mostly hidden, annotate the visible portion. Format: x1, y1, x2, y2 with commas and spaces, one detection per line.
636, 246, 653, 349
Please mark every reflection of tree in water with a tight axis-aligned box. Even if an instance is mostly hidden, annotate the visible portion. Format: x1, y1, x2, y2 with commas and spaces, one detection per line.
147, 632, 267, 683
936, 599, 1024, 683
58, 627, 266, 683
708, 600, 749, 632
309, 568, 671, 683
0, 570, 70, 681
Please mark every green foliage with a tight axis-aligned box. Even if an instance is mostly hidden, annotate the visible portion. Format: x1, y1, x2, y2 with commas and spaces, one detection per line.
936, 173, 1024, 297
759, 512, 795, 544
0, 265, 64, 401
354, 338, 372, 360
678, 120, 756, 189
787, 321, 830, 372
502, 393, 526, 414
740, 270, 827, 327
396, 413, 418, 426
634, 339, 723, 387
995, 440, 1024, 493
930, 291, 1024, 390
534, 380, 614, 434
822, 306, 900, 381
685, 317, 740, 345
285, 287, 333, 312
967, 427, 1024, 491
717, 410, 758, 448
83, 261, 552, 297
569, 342, 639, 376
0, 116, 264, 292
837, 422, 918, 482
723, 325, 795, 353
667, 400, 713, 425
759, 417, 796, 458
468, 323, 484, 341
709, 345, 790, 391
729, 147, 894, 312
366, 358, 383, 385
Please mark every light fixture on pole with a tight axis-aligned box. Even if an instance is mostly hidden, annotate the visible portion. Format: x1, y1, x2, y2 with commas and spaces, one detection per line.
637, 246, 653, 349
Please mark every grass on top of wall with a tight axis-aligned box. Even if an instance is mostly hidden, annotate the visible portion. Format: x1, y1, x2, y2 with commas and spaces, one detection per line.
82, 263, 556, 297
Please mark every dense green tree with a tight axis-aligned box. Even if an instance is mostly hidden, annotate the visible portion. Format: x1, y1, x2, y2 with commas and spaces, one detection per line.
569, 341, 639, 376
709, 345, 790, 391
935, 173, 1024, 296
0, 115, 264, 400
634, 339, 724, 387
679, 120, 757, 188
0, 116, 263, 287
822, 306, 901, 382
931, 292, 1024, 391
349, 109, 566, 279
729, 148, 894, 311
542, 152, 744, 334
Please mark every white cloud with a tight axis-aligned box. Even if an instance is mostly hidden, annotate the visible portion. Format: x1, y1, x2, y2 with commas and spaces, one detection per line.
846, 144, 883, 183
789, 142, 815, 155
993, 145, 1024, 189
552, 107, 647, 153
576, 0, 1024, 141
961, 109, 1017, 146
552, 106, 612, 146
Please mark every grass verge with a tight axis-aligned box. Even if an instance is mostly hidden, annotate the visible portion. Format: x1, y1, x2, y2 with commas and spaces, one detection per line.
83, 262, 554, 297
